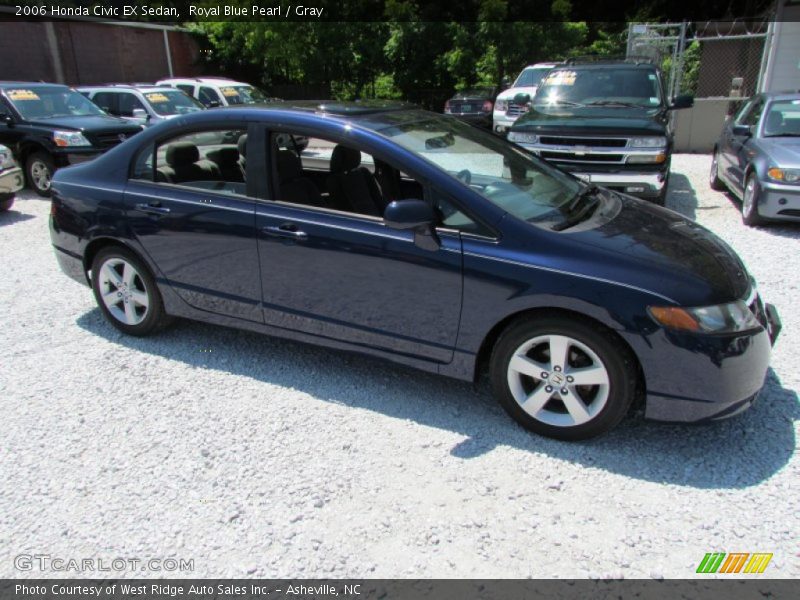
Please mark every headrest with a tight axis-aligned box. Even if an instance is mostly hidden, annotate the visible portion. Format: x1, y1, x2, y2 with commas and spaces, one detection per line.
237, 134, 248, 156
330, 145, 361, 174
276, 149, 303, 182
166, 142, 199, 167
207, 146, 240, 166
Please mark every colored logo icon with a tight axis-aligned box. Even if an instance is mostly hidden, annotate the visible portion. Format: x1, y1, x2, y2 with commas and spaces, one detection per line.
697, 552, 773, 574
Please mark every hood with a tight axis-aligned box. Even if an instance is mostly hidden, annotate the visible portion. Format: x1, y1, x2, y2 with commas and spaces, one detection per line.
26, 115, 142, 133
513, 105, 667, 135
496, 86, 540, 102
566, 195, 751, 305
754, 138, 800, 168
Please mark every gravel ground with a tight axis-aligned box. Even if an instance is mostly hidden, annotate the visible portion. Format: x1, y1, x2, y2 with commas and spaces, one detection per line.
0, 154, 798, 579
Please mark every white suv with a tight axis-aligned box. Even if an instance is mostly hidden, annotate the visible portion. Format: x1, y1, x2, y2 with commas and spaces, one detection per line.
493, 63, 558, 135
156, 77, 275, 108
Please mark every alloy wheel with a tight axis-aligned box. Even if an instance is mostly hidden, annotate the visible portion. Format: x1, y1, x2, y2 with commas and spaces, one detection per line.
30, 160, 51, 192
97, 257, 150, 325
506, 334, 610, 428
743, 177, 756, 218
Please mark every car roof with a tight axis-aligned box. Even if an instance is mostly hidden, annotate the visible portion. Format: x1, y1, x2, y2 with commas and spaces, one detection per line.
225, 99, 418, 117
0, 81, 70, 90
522, 63, 559, 70
78, 85, 176, 92
762, 91, 800, 101
159, 77, 246, 85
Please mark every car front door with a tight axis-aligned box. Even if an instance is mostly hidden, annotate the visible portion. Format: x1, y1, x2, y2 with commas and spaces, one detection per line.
254, 135, 464, 363
0, 98, 25, 150
725, 96, 764, 195
124, 122, 262, 322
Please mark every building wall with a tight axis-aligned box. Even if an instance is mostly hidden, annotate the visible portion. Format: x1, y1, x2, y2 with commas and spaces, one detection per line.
0, 19, 201, 85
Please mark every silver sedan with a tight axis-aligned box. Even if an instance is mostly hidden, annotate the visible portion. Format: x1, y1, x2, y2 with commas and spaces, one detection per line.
710, 91, 800, 226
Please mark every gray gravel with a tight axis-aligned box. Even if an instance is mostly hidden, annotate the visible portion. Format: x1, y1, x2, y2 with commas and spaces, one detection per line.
0, 154, 798, 579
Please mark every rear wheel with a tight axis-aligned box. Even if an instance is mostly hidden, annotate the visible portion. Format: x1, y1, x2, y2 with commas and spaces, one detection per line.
26, 151, 55, 197
709, 149, 726, 191
490, 315, 636, 440
742, 173, 765, 227
0, 193, 14, 212
91, 246, 171, 336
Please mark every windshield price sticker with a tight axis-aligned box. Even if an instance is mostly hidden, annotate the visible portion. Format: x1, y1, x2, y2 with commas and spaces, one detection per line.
220, 87, 241, 98
145, 93, 169, 103
545, 71, 576, 86
7, 89, 40, 101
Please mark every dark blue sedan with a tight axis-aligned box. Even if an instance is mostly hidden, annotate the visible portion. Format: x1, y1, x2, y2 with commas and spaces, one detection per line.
49, 101, 781, 440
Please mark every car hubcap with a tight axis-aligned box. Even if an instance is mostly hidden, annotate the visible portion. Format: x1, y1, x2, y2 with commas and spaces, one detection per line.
506, 334, 610, 427
743, 179, 755, 216
98, 258, 149, 325
30, 160, 51, 192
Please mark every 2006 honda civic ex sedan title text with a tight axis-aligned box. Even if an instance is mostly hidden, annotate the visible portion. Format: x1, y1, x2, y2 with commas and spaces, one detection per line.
49, 101, 781, 440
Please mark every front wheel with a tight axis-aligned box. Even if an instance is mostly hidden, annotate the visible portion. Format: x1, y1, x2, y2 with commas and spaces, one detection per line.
26, 151, 55, 197
709, 150, 726, 191
490, 316, 637, 440
742, 173, 765, 227
91, 246, 171, 336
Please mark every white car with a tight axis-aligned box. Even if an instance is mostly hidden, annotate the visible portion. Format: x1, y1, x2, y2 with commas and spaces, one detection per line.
0, 144, 24, 211
155, 77, 276, 108
493, 63, 558, 135
78, 85, 205, 127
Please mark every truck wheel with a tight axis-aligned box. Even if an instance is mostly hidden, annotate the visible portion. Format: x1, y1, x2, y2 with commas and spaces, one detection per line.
0, 193, 14, 212
490, 315, 637, 440
26, 152, 55, 197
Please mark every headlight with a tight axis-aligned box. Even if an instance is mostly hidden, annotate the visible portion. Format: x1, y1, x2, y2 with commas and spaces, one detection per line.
627, 153, 667, 164
508, 131, 539, 144
0, 148, 14, 169
648, 300, 760, 334
53, 130, 91, 148
628, 136, 667, 148
766, 167, 800, 184
495, 99, 508, 112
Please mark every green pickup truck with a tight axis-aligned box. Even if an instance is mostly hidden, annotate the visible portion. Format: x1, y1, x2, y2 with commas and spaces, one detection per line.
507, 59, 693, 205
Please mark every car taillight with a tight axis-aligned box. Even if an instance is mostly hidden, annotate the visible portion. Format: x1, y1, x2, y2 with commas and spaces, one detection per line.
444, 100, 452, 114
482, 100, 493, 112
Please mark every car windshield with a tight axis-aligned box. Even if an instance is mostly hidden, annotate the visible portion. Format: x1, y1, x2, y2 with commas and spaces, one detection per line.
763, 99, 800, 137
219, 85, 269, 105
143, 89, 205, 115
373, 112, 586, 228
513, 68, 551, 88
534, 67, 663, 109
5, 86, 106, 119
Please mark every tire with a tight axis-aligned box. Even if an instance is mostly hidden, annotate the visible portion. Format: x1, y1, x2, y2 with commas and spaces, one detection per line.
490, 315, 637, 441
25, 151, 55, 197
91, 246, 171, 336
741, 173, 765, 227
0, 193, 14, 212
709, 149, 726, 191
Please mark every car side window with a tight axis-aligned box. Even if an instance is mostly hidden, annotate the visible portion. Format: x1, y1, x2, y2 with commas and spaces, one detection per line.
176, 84, 194, 96
131, 128, 248, 197
431, 189, 492, 236
198, 87, 221, 106
117, 93, 146, 117
92, 92, 119, 115
741, 98, 764, 127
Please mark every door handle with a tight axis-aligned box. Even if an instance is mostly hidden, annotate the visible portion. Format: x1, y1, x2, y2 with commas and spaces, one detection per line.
261, 224, 308, 241
135, 202, 171, 216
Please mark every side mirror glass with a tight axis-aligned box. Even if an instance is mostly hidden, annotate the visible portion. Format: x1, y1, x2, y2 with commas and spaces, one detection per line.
670, 94, 694, 110
207, 100, 221, 108
132, 108, 149, 120
1, 114, 13, 125
513, 93, 531, 106
732, 124, 752, 137
384, 199, 440, 251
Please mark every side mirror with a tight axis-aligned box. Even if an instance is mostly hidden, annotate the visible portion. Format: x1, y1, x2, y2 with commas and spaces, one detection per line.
132, 108, 149, 120
513, 93, 531, 106
1, 114, 13, 126
207, 100, 221, 108
732, 124, 752, 137
384, 199, 440, 251
670, 94, 694, 110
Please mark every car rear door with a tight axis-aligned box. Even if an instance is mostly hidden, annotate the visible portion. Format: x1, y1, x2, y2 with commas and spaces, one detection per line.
124, 121, 262, 322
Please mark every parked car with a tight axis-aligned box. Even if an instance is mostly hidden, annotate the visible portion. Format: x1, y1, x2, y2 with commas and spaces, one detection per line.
0, 82, 143, 196
78, 84, 205, 126
0, 143, 24, 211
156, 77, 277, 108
710, 91, 800, 226
444, 87, 496, 128
507, 59, 693, 204
493, 63, 558, 134
50, 101, 780, 440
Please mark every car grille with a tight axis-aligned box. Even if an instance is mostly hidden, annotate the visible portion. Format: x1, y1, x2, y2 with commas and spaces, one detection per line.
506, 103, 528, 117
540, 151, 624, 164
540, 136, 628, 148
86, 130, 139, 149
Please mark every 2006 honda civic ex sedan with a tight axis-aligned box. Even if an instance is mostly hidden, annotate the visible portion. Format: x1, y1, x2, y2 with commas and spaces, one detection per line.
49, 101, 781, 440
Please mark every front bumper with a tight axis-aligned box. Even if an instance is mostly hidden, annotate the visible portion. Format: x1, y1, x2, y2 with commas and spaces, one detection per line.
492, 115, 517, 134
52, 148, 104, 168
569, 171, 667, 198
450, 112, 492, 128
757, 180, 800, 221
0, 166, 24, 195
636, 300, 779, 423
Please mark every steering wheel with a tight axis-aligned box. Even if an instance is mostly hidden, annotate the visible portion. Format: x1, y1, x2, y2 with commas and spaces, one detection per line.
456, 169, 472, 186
